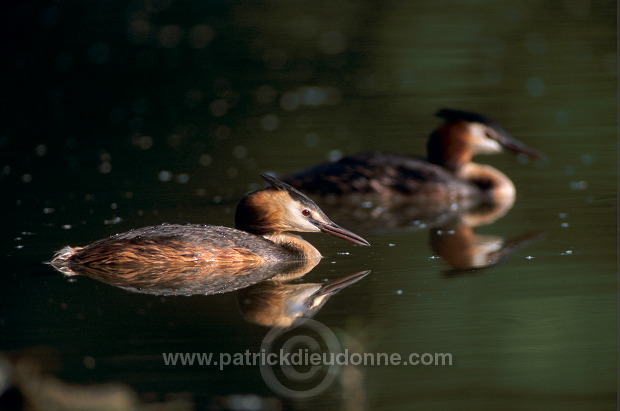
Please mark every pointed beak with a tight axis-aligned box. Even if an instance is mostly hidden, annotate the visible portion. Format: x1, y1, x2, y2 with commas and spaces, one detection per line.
487, 128, 545, 161
311, 219, 371, 246
315, 270, 371, 296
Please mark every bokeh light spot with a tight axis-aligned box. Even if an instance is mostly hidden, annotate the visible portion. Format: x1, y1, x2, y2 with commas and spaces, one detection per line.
199, 154, 212, 166
158, 170, 173, 182
189, 24, 214, 49
525, 77, 546, 97
233, 146, 247, 159
210, 99, 229, 117
260, 114, 280, 131
159, 25, 183, 48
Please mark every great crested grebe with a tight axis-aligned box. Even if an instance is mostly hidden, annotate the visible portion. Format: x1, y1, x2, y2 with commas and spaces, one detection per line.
282, 109, 544, 201
51, 175, 370, 275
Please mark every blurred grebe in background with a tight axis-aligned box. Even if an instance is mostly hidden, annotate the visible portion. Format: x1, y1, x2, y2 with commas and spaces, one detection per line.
282, 109, 544, 201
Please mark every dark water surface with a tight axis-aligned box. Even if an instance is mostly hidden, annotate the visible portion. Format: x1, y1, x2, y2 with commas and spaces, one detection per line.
1, 1, 616, 410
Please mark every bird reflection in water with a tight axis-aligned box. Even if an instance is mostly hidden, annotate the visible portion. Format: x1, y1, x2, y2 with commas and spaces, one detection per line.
238, 270, 370, 328
57, 257, 320, 296
306, 187, 543, 273
428, 196, 545, 274
54, 256, 369, 327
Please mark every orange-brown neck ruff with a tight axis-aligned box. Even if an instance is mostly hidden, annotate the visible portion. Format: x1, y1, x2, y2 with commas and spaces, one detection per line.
426, 121, 473, 172
235, 189, 289, 235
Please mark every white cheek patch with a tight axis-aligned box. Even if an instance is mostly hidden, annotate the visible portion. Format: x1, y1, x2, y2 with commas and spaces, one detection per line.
285, 203, 320, 232
470, 123, 503, 154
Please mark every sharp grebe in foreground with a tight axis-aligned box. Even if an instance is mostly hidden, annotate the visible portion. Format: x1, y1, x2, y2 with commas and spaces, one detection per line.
282, 109, 544, 201
51, 175, 370, 276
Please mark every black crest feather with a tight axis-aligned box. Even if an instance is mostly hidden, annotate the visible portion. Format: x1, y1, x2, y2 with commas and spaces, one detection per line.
260, 174, 318, 210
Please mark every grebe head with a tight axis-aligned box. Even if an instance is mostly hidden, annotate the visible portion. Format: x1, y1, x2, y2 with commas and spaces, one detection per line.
235, 174, 370, 246
427, 109, 544, 171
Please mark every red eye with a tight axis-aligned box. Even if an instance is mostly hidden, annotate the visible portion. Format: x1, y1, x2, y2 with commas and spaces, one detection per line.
301, 209, 311, 217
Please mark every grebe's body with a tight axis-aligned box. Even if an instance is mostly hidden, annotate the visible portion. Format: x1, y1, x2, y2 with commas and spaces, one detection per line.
51, 175, 369, 276
283, 109, 543, 201
53, 224, 304, 268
